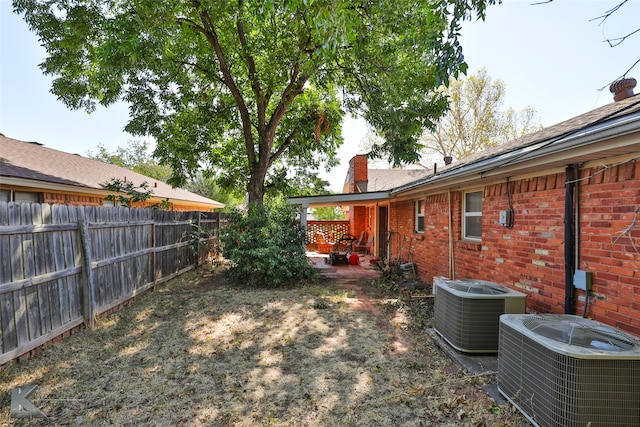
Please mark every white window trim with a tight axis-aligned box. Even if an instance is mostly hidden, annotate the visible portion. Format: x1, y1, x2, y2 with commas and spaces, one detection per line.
462, 190, 482, 241
415, 199, 425, 233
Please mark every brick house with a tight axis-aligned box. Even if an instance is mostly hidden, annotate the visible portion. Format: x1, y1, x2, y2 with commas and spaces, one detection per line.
343, 156, 430, 252
0, 134, 224, 211
290, 78, 640, 335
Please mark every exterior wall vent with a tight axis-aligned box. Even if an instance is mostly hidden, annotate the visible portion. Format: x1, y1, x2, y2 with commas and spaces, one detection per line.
498, 314, 640, 427
433, 277, 526, 353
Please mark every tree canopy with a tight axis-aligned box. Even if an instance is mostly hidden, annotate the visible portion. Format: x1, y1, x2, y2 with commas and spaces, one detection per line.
14, 0, 497, 202
419, 68, 542, 165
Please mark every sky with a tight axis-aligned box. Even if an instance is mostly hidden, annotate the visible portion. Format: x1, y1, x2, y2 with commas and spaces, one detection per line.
1, 0, 638, 192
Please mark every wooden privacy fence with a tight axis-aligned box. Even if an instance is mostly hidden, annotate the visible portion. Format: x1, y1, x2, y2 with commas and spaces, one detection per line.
0, 202, 226, 364
305, 220, 350, 243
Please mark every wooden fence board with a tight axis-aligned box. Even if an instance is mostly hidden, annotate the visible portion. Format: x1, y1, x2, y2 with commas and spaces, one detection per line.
31, 204, 52, 336
52, 204, 71, 325
0, 203, 10, 282
0, 294, 15, 354
0, 203, 13, 354
42, 204, 62, 331
117, 208, 129, 297
67, 206, 82, 320
58, 205, 75, 320
20, 204, 42, 341
1, 202, 226, 364
9, 203, 29, 348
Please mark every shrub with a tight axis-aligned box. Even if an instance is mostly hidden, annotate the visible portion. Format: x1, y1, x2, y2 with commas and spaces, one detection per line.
220, 200, 316, 287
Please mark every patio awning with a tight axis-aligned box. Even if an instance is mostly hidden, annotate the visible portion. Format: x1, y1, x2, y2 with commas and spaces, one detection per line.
287, 191, 390, 208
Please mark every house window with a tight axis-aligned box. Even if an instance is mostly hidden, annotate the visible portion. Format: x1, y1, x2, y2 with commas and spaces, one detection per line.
463, 191, 482, 240
13, 191, 41, 203
415, 199, 425, 233
1, 190, 42, 203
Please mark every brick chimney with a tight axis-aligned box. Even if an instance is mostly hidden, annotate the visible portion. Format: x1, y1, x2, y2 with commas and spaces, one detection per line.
349, 155, 368, 193
609, 77, 637, 102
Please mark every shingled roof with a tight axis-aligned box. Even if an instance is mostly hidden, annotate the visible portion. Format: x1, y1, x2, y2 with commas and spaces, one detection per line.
367, 168, 431, 191
0, 134, 224, 210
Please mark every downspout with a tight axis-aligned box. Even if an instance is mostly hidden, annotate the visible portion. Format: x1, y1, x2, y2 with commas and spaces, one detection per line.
564, 165, 576, 314
448, 190, 454, 278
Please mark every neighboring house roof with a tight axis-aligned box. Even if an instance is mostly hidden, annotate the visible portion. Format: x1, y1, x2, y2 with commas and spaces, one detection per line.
0, 134, 224, 210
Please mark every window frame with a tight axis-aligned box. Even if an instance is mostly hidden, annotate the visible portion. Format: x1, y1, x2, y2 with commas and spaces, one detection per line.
13, 191, 42, 203
415, 199, 425, 234
462, 190, 482, 241
0, 190, 42, 203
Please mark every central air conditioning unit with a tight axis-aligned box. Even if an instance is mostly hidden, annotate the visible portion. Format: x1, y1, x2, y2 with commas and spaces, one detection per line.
499, 314, 640, 427
433, 277, 526, 353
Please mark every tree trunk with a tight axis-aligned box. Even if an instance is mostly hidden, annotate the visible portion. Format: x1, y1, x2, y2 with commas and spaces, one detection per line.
247, 169, 266, 204
246, 127, 277, 204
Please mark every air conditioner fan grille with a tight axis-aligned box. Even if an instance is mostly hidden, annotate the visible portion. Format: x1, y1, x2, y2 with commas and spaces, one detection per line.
522, 315, 637, 351
449, 281, 508, 295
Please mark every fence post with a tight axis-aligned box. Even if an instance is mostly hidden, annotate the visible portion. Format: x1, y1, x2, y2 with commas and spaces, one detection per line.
77, 217, 96, 328
196, 212, 201, 267
152, 222, 157, 289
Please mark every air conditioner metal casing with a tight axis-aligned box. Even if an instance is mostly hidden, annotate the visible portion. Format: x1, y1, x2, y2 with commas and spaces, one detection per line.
433, 276, 526, 353
498, 314, 640, 427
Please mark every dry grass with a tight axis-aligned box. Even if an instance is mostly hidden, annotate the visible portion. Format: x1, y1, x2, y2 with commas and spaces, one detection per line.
1, 266, 528, 426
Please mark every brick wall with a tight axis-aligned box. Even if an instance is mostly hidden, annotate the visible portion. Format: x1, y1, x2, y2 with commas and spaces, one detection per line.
350, 206, 368, 239
349, 155, 368, 192
577, 162, 640, 336
43, 191, 103, 206
347, 155, 372, 241
388, 159, 640, 336
481, 174, 567, 316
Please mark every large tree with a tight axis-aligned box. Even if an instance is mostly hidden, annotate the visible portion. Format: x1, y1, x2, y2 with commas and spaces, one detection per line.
14, 0, 497, 203
419, 68, 542, 165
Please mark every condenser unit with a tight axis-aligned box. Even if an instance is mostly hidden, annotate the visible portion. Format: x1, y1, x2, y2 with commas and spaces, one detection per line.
499, 314, 640, 427
433, 277, 526, 353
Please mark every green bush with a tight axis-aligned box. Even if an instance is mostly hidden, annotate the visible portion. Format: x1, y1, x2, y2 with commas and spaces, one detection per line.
220, 200, 316, 287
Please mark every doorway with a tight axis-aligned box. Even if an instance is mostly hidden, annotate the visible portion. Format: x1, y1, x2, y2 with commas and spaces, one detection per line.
378, 206, 388, 259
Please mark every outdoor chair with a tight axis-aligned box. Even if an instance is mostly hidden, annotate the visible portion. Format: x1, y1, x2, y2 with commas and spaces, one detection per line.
355, 232, 374, 255
353, 231, 366, 250
315, 232, 334, 254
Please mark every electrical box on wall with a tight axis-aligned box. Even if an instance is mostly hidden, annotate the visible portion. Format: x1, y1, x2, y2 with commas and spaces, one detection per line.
574, 270, 592, 291
499, 209, 513, 227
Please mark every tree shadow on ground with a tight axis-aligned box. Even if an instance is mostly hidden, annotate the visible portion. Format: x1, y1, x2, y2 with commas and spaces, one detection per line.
0, 266, 527, 426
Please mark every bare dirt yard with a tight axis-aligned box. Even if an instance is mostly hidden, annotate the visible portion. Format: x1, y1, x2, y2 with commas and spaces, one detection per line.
1, 264, 528, 426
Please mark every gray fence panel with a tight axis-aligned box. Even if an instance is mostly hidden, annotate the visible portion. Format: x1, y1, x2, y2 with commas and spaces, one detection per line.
0, 202, 226, 364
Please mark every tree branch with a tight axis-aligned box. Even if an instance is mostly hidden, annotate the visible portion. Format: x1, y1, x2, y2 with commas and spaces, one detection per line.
189, 1, 256, 166
270, 129, 299, 164
236, 0, 267, 135
590, 0, 629, 25
265, 59, 309, 148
